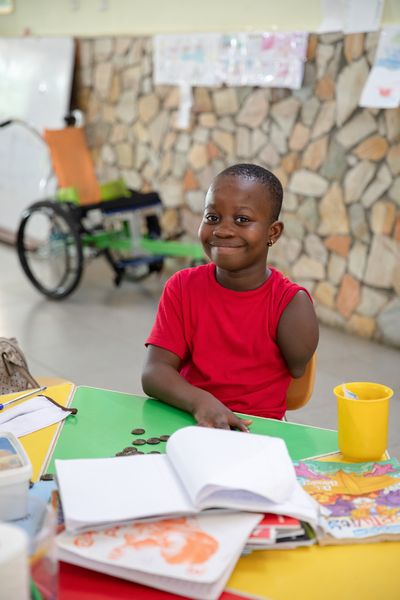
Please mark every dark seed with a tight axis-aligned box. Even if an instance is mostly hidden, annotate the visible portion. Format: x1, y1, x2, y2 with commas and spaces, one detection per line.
132, 439, 146, 446
159, 435, 170, 442
146, 437, 161, 445
131, 428, 145, 435
148, 451, 161, 454
40, 473, 55, 481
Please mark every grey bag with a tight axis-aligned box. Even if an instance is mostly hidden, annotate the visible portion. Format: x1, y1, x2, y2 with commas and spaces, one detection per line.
0, 337, 39, 395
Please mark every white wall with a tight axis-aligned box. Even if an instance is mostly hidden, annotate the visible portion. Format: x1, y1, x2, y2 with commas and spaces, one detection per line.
1, 0, 400, 37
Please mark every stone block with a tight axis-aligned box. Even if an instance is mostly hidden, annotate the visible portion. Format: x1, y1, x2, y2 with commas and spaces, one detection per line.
336, 111, 377, 149
336, 58, 369, 126
370, 201, 396, 235
377, 298, 400, 347
292, 255, 325, 280
325, 235, 351, 257
302, 136, 328, 171
318, 183, 349, 235
353, 135, 389, 161
364, 235, 400, 288
236, 90, 269, 128
344, 160, 376, 203
213, 88, 239, 116
336, 273, 361, 318
288, 170, 328, 197
347, 314, 376, 338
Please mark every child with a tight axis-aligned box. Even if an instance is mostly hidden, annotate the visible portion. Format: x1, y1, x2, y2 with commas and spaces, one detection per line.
142, 164, 319, 430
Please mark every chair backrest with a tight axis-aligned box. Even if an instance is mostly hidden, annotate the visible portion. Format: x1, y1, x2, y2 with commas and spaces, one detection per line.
43, 127, 101, 205
285, 353, 317, 411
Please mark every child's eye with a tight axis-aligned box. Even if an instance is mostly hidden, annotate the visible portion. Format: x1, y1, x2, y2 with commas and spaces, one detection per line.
235, 216, 250, 224
205, 214, 219, 223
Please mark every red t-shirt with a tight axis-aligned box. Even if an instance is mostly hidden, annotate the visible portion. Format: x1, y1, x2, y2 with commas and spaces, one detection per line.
146, 263, 310, 419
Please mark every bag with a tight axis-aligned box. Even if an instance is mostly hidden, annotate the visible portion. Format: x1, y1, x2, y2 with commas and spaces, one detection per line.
0, 337, 40, 396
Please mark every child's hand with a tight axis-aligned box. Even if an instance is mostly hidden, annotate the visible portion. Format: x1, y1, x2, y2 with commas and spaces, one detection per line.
193, 396, 252, 432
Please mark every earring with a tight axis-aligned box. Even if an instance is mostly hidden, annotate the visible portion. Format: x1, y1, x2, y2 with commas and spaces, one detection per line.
267, 241, 273, 247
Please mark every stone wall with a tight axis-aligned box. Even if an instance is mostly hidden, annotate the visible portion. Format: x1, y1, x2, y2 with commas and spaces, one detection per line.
75, 33, 400, 348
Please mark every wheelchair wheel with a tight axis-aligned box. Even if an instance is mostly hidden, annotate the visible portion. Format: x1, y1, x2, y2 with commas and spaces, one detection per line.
17, 200, 84, 299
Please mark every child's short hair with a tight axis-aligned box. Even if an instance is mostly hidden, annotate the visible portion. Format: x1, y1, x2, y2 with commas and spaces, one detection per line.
218, 163, 283, 221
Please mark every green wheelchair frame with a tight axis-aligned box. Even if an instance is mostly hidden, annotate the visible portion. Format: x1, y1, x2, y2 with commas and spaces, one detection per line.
17, 178, 205, 300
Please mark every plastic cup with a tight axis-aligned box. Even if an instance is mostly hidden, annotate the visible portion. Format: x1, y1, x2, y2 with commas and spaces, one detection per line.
334, 382, 393, 461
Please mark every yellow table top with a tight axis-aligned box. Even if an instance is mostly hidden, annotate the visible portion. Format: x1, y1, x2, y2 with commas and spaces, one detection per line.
1, 382, 74, 481
228, 540, 400, 600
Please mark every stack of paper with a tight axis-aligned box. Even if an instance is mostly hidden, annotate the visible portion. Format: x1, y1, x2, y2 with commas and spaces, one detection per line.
54, 427, 321, 599
57, 512, 262, 600
245, 513, 315, 551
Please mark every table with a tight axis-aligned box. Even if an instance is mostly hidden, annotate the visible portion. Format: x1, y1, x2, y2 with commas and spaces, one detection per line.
10, 384, 400, 600
44, 385, 339, 472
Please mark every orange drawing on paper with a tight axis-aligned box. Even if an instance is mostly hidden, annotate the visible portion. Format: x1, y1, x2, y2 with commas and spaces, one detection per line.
108, 517, 218, 572
74, 531, 95, 547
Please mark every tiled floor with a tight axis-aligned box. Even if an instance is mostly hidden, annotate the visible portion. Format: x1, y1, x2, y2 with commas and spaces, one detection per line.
1, 242, 399, 457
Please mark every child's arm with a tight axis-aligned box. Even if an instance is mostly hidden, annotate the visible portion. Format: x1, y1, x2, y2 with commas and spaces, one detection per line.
277, 290, 319, 378
142, 345, 251, 431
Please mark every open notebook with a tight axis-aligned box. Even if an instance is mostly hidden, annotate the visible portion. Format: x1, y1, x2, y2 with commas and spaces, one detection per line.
55, 426, 320, 533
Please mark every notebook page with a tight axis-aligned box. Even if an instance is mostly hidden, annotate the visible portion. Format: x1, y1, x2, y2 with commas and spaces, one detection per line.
55, 455, 195, 532
166, 427, 296, 508
57, 511, 262, 600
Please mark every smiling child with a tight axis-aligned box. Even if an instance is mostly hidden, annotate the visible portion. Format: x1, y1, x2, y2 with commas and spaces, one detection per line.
142, 164, 319, 429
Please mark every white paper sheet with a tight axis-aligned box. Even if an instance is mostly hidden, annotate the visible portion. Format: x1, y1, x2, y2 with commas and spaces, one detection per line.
153, 31, 308, 90
318, 0, 384, 33
360, 26, 400, 108
175, 82, 193, 129
217, 32, 308, 89
343, 0, 384, 34
0, 396, 70, 437
167, 426, 296, 507
153, 34, 221, 87
57, 512, 261, 600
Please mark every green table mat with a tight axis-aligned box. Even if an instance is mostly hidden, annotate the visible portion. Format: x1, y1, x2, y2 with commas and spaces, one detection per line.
46, 386, 338, 473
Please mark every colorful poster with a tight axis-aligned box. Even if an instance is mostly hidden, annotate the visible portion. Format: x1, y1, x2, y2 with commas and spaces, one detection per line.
153, 34, 221, 87
217, 32, 308, 89
153, 32, 308, 90
360, 26, 400, 109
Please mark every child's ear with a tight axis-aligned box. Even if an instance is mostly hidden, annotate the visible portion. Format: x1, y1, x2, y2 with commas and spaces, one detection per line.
268, 221, 284, 246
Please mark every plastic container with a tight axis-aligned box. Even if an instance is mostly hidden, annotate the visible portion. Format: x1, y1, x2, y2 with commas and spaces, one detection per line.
334, 382, 393, 461
0, 431, 32, 520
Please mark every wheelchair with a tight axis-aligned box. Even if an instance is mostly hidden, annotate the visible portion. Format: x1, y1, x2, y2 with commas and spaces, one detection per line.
6, 121, 205, 300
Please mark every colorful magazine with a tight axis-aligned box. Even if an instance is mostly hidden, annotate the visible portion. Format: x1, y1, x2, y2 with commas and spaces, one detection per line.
294, 459, 400, 545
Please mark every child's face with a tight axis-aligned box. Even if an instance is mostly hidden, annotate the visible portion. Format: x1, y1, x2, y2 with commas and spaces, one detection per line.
198, 175, 280, 274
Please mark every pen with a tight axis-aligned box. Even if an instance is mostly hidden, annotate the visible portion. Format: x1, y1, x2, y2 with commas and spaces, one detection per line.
0, 386, 47, 410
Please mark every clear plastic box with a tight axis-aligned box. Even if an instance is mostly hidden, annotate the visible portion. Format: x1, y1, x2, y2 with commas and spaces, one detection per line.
0, 431, 32, 521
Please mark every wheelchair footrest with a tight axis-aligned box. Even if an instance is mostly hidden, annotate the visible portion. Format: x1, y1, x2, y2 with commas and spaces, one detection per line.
114, 255, 164, 269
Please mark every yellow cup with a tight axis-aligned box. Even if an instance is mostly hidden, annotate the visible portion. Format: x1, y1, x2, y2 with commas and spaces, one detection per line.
334, 382, 393, 461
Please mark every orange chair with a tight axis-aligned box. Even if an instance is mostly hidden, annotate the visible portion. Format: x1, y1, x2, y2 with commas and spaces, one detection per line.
285, 353, 317, 412
43, 127, 102, 205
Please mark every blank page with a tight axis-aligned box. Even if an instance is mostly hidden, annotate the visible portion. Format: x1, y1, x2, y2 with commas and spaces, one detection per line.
56, 455, 195, 532
166, 427, 297, 508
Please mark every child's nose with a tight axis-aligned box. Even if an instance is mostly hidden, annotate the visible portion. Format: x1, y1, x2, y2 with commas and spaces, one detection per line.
213, 220, 234, 237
